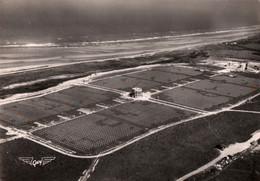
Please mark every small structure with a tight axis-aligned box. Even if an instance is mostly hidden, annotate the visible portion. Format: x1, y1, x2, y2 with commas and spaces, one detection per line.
236, 62, 248, 72
129, 87, 143, 98
226, 61, 248, 72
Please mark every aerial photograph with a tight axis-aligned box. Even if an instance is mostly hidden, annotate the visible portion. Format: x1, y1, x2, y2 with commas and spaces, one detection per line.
0, 0, 259, 181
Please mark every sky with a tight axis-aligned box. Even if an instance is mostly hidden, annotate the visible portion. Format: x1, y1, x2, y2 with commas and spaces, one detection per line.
0, 0, 259, 42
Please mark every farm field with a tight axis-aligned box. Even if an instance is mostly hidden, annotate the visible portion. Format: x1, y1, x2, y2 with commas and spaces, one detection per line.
43, 86, 118, 108
154, 66, 203, 76
185, 79, 257, 98
3, 64, 254, 127
34, 101, 194, 154
0, 86, 119, 126
0, 138, 92, 181
99, 101, 195, 127
35, 113, 143, 154
125, 70, 189, 83
90, 66, 207, 92
0, 102, 53, 126
0, 64, 258, 157
90, 75, 161, 92
210, 75, 260, 89
154, 87, 232, 111
89, 112, 260, 181
153, 73, 259, 111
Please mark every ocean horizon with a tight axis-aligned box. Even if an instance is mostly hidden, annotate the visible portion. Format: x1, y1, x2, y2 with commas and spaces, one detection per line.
1, 0, 259, 46
1, 24, 259, 48
0, 24, 259, 74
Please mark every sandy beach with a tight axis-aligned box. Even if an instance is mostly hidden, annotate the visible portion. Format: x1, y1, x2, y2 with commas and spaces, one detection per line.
0, 25, 259, 75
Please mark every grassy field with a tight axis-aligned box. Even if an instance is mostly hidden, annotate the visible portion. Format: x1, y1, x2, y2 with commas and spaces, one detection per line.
125, 70, 189, 83
188, 148, 260, 181
204, 34, 260, 61
208, 151, 260, 181
0, 76, 81, 99
234, 95, 260, 112
0, 128, 10, 139
0, 139, 92, 181
89, 111, 260, 181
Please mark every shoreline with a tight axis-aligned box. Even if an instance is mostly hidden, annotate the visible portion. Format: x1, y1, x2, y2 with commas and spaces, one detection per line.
0, 33, 259, 99
0, 28, 259, 76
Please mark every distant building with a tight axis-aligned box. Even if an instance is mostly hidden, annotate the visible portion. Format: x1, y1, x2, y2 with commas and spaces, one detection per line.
227, 61, 248, 72
129, 87, 143, 98
236, 62, 248, 72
